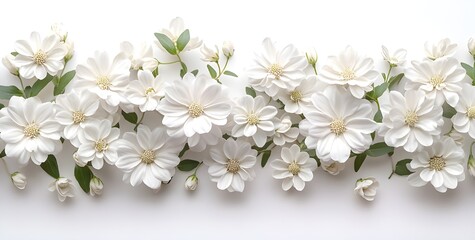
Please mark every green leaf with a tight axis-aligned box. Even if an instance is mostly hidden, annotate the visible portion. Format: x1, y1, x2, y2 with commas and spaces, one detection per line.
0, 149, 5, 158
154, 32, 177, 55
74, 165, 93, 193
442, 102, 456, 118
381, 73, 386, 81
374, 109, 383, 123
54, 70, 76, 96
245, 87, 256, 98
177, 159, 200, 171
0, 103, 4, 110
307, 149, 321, 167
223, 70, 238, 77
461, 62, 475, 81
354, 153, 367, 172
374, 82, 388, 98
121, 110, 138, 124
388, 73, 404, 90
180, 62, 188, 78
207, 64, 217, 79
40, 155, 60, 179
10, 52, 18, 56
29, 74, 53, 97
261, 151, 271, 167
0, 85, 23, 100
179, 143, 189, 158
395, 159, 413, 176
191, 69, 199, 76
176, 29, 190, 52
366, 142, 394, 157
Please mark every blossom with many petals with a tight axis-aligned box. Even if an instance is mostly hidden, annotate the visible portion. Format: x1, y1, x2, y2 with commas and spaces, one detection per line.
424, 38, 457, 60
451, 84, 475, 138
381, 45, 406, 67
273, 114, 299, 146
120, 41, 153, 71
277, 75, 323, 114
126, 70, 166, 112
49, 177, 75, 202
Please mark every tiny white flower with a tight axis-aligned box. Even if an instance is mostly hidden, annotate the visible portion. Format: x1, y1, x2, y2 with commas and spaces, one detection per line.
273, 115, 299, 146
89, 177, 103, 196
354, 177, 379, 201
424, 38, 457, 60
157, 17, 202, 52
305, 48, 318, 66
468, 38, 475, 57
48, 177, 75, 202
11, 172, 27, 190
277, 75, 323, 114
271, 144, 317, 191
381, 45, 407, 67
222, 41, 234, 58
452, 84, 475, 139
184, 175, 198, 191
200, 44, 219, 62
2, 53, 19, 76
321, 161, 345, 175
120, 41, 153, 71
126, 70, 167, 112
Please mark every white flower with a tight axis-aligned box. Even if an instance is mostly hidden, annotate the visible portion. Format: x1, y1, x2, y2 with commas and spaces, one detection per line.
142, 58, 159, 72
51, 23, 67, 42
379, 90, 443, 153
76, 119, 120, 169
120, 41, 153, 70
277, 75, 322, 114
381, 45, 407, 67
319, 46, 379, 98
75, 51, 131, 108
407, 137, 465, 193
468, 38, 475, 57
185, 175, 198, 191
304, 87, 378, 162
2, 53, 18, 75
273, 115, 299, 146
168, 125, 222, 152
321, 161, 345, 175
48, 177, 75, 202
247, 38, 307, 97
271, 144, 317, 191
11, 172, 27, 190
14, 32, 67, 79
232, 95, 277, 147
452, 84, 475, 138
73, 151, 86, 167
222, 41, 234, 58
0, 97, 62, 165
116, 125, 182, 189
126, 70, 166, 112
305, 48, 318, 66
158, 73, 231, 138
405, 57, 466, 107
424, 38, 457, 60
157, 17, 202, 52
89, 177, 103, 196
55, 90, 100, 146
354, 177, 379, 201
200, 44, 219, 62
63, 40, 74, 61
207, 139, 257, 192
448, 130, 464, 147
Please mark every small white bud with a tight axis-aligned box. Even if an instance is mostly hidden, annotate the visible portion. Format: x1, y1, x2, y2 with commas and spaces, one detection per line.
222, 41, 234, 58
73, 152, 87, 167
89, 177, 103, 196
200, 44, 219, 62
2, 54, 19, 76
321, 161, 345, 175
184, 175, 198, 191
11, 172, 27, 190
63, 40, 74, 61
48, 177, 75, 202
468, 155, 475, 178
354, 177, 379, 201
468, 37, 475, 57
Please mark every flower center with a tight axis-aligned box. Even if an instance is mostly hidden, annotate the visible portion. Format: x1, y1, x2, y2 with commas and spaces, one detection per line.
467, 106, 475, 119
33, 50, 47, 65
226, 159, 240, 173
95, 139, 109, 152
145, 87, 155, 95
429, 156, 445, 171
72, 111, 85, 124
340, 68, 356, 80
188, 102, 204, 118
330, 118, 346, 135
429, 75, 444, 88
288, 161, 300, 175
140, 150, 155, 164
96, 76, 111, 90
269, 64, 283, 79
24, 122, 40, 138
247, 113, 260, 125
404, 110, 419, 127
290, 90, 302, 102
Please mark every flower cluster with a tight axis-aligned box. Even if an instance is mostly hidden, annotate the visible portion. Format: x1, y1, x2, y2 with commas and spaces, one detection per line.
1, 18, 474, 202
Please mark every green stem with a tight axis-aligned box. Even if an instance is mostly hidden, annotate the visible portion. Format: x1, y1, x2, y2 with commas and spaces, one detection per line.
134, 112, 146, 131
176, 54, 185, 67
1, 158, 11, 175
158, 60, 181, 65
385, 65, 393, 82
215, 56, 230, 80
192, 162, 203, 175
17, 76, 26, 98
312, 64, 318, 76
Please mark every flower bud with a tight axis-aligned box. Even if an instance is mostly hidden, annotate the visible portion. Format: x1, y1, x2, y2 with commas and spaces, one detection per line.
222, 41, 234, 58
48, 177, 75, 202
184, 175, 198, 191
468, 154, 475, 178
468, 38, 475, 57
200, 44, 219, 62
2, 54, 19, 76
63, 40, 74, 61
321, 161, 345, 175
354, 177, 379, 201
305, 49, 318, 66
11, 172, 27, 190
73, 151, 87, 167
89, 177, 103, 196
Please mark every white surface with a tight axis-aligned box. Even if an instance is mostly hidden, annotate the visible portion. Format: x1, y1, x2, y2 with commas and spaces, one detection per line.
0, 0, 474, 239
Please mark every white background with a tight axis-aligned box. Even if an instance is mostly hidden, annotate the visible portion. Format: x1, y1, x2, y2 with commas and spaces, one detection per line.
1, 0, 475, 239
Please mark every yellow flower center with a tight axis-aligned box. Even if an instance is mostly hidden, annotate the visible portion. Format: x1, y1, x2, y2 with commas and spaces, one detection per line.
72, 111, 85, 124
288, 161, 300, 175
145, 87, 155, 95
340, 68, 356, 80
95, 139, 109, 152
330, 119, 346, 135
467, 106, 475, 119
140, 150, 155, 164
33, 50, 47, 65
429, 75, 444, 88
96, 76, 111, 90
269, 64, 283, 79
429, 156, 445, 171
24, 122, 40, 138
405, 110, 419, 127
290, 90, 302, 102
247, 113, 260, 125
188, 103, 204, 118
226, 159, 240, 173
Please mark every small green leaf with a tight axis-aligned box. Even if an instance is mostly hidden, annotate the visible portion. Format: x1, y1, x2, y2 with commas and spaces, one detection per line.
207, 64, 217, 79
10, 52, 18, 56
354, 153, 367, 172
23, 86, 32, 97
0, 149, 5, 158
374, 109, 383, 123
223, 70, 238, 77
0, 103, 4, 110
0, 85, 23, 99
179, 143, 189, 158
121, 110, 138, 124
374, 82, 389, 98
177, 159, 200, 171
180, 62, 188, 78
366, 142, 394, 157
395, 159, 413, 176
461, 62, 475, 81
442, 102, 457, 118
388, 73, 404, 90
40, 155, 60, 179
191, 69, 199, 76
245, 87, 256, 98
261, 151, 271, 167
30, 74, 53, 97
54, 70, 76, 96
381, 73, 387, 81
176, 29, 190, 52
154, 32, 177, 55
74, 165, 93, 193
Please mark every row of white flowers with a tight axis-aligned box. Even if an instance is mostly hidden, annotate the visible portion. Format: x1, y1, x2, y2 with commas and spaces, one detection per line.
1, 18, 475, 202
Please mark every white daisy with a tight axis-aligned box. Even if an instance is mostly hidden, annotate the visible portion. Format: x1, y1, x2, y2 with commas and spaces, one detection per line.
76, 119, 120, 169
424, 38, 457, 60
158, 73, 231, 138
271, 144, 317, 191
407, 137, 465, 193
116, 125, 182, 189
304, 87, 377, 163
157, 17, 202, 52
405, 57, 466, 107
13, 32, 67, 79
381, 45, 407, 67
231, 95, 277, 147
120, 41, 153, 71
0, 97, 62, 165
379, 90, 443, 153
277, 75, 323, 114
452, 84, 475, 138
207, 139, 257, 192
319, 46, 379, 99
126, 70, 166, 112
273, 114, 299, 146
247, 38, 307, 97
